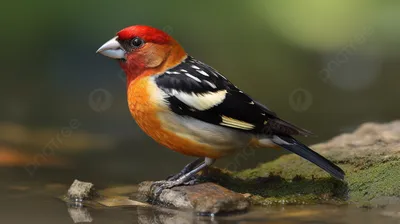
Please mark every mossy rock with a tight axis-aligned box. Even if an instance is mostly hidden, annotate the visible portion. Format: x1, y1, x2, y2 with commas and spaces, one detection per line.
202, 121, 400, 207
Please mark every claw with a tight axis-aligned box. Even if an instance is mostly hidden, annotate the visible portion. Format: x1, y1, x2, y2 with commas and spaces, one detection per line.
150, 177, 200, 201
183, 179, 198, 186
149, 158, 214, 204
166, 173, 181, 181
150, 180, 180, 200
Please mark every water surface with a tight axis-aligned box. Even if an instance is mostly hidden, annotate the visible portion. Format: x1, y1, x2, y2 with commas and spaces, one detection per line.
1, 167, 399, 224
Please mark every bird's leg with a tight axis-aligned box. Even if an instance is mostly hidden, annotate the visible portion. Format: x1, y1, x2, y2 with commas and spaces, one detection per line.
152, 158, 215, 196
173, 157, 215, 185
166, 157, 204, 181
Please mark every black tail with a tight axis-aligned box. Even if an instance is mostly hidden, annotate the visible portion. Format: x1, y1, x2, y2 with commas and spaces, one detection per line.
272, 135, 345, 180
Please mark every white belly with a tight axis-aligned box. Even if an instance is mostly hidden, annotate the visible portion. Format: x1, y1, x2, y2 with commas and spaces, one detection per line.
157, 111, 253, 154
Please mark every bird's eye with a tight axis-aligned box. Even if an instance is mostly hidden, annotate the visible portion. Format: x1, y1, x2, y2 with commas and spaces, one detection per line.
130, 37, 144, 48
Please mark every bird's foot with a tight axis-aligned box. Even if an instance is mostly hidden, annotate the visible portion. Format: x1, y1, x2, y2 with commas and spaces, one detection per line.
150, 180, 180, 201
152, 176, 198, 190
167, 172, 201, 182
152, 180, 179, 190
166, 172, 183, 181
182, 177, 199, 186
150, 176, 200, 201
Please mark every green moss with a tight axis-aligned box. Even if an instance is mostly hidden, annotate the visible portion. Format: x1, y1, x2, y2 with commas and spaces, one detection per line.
234, 154, 342, 180
347, 160, 400, 205
201, 155, 400, 206
202, 165, 347, 205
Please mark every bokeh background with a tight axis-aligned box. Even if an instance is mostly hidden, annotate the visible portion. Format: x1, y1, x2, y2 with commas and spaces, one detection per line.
1, 0, 399, 187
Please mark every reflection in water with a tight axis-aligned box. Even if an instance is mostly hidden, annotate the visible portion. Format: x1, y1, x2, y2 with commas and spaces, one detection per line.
136, 206, 200, 224
62, 202, 400, 224
67, 206, 93, 223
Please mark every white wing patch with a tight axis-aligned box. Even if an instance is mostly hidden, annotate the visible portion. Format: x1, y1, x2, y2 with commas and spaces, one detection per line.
220, 116, 255, 130
171, 90, 227, 111
185, 73, 201, 83
204, 80, 217, 89
166, 71, 181, 74
197, 70, 209, 77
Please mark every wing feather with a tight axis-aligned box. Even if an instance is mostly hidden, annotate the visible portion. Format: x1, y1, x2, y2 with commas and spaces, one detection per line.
155, 56, 312, 136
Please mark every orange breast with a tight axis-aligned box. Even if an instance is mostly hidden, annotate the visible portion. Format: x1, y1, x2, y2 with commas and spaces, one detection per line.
127, 76, 224, 158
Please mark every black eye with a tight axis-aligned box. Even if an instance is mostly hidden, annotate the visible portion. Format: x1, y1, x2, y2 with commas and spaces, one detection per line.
130, 37, 144, 48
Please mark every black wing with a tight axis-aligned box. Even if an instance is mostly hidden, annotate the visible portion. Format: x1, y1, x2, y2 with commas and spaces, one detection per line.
155, 56, 312, 136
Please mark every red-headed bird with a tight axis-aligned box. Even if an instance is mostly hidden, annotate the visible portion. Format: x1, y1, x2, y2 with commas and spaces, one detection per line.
97, 25, 344, 188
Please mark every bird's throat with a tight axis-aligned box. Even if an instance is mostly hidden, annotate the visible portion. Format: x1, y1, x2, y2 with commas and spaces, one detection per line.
123, 48, 187, 87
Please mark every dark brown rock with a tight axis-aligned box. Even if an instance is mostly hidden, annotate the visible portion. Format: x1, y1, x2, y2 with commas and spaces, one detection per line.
136, 181, 249, 214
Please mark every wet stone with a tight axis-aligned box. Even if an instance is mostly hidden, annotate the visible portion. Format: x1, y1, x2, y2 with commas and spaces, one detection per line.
136, 181, 249, 215
67, 179, 97, 202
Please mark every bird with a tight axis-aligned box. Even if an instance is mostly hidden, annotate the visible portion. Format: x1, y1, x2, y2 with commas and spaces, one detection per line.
96, 25, 344, 189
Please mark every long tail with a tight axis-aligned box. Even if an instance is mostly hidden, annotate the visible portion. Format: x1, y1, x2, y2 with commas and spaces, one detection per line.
272, 135, 345, 180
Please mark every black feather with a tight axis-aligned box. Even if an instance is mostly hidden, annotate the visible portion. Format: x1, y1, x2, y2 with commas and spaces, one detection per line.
272, 135, 345, 180
155, 55, 313, 136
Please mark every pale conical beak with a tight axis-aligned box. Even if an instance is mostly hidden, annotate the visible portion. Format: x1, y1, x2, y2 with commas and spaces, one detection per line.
96, 36, 126, 59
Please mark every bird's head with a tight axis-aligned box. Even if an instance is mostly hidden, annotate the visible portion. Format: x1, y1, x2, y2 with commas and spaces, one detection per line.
97, 25, 186, 79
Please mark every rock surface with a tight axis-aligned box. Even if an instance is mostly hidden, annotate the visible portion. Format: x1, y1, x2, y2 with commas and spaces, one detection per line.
67, 179, 97, 201
136, 181, 249, 214
203, 120, 400, 207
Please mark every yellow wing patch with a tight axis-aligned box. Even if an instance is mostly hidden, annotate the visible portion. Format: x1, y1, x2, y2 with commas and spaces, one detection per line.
220, 116, 255, 130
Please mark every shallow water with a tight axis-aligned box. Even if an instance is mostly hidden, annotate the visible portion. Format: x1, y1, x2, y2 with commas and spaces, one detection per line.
1, 168, 399, 224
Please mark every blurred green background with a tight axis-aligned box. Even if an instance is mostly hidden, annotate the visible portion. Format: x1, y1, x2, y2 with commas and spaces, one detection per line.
0, 0, 399, 186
